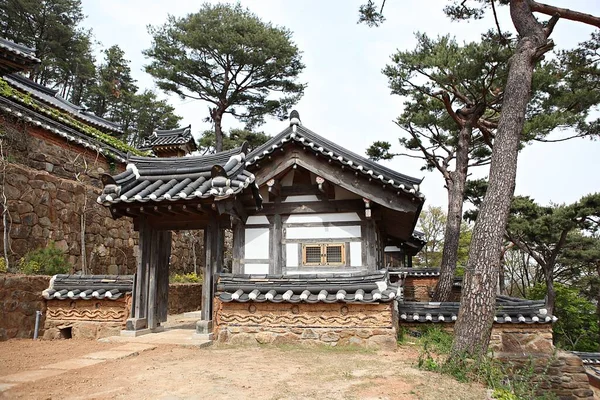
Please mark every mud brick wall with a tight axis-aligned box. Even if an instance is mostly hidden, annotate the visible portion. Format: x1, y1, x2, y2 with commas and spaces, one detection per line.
497, 351, 594, 400
214, 301, 398, 350
168, 283, 202, 315
403, 276, 438, 301
0, 274, 51, 340
43, 294, 131, 340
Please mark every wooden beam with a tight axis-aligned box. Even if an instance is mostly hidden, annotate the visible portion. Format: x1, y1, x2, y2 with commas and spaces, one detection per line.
252, 199, 365, 215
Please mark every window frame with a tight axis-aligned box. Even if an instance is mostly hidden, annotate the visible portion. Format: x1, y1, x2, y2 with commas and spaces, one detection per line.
301, 243, 346, 267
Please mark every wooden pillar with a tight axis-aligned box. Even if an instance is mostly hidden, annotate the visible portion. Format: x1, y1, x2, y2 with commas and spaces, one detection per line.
156, 230, 171, 324
215, 221, 224, 273
365, 220, 377, 271
271, 214, 282, 274
127, 219, 150, 331
147, 228, 158, 329
201, 217, 217, 321
232, 219, 245, 274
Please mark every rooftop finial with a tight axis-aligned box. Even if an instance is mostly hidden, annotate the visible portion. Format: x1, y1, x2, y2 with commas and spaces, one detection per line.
289, 110, 301, 126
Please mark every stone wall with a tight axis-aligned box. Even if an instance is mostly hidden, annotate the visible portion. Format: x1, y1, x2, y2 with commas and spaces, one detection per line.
0, 274, 51, 340
168, 283, 202, 315
1, 161, 203, 276
214, 300, 398, 350
1, 162, 139, 274
399, 322, 554, 354
496, 351, 594, 400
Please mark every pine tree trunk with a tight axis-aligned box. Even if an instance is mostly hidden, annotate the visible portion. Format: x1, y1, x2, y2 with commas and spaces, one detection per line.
434, 112, 481, 302
213, 108, 224, 153
544, 265, 555, 316
433, 170, 467, 302
451, 0, 552, 357
215, 115, 223, 153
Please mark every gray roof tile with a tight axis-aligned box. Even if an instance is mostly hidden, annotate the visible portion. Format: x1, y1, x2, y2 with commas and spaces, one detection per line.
5, 74, 122, 134
97, 144, 257, 204
141, 126, 197, 149
42, 274, 133, 301
398, 295, 556, 324
217, 272, 401, 304
247, 122, 424, 198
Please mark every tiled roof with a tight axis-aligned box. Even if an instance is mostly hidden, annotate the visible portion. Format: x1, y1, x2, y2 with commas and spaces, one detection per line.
97, 144, 256, 205
573, 352, 600, 365
0, 37, 41, 75
390, 268, 441, 277
42, 274, 133, 300
398, 295, 556, 324
246, 117, 424, 198
141, 125, 197, 150
5, 74, 123, 134
217, 272, 401, 304
0, 95, 129, 162
0, 38, 39, 62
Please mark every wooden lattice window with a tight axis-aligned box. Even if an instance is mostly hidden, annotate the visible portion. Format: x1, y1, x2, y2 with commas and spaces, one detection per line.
302, 244, 345, 266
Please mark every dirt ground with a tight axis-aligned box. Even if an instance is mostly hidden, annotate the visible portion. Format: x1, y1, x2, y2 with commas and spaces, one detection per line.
0, 339, 487, 400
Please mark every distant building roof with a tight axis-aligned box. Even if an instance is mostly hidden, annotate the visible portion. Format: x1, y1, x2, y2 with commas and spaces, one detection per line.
5, 73, 123, 134
0, 37, 40, 75
140, 125, 197, 155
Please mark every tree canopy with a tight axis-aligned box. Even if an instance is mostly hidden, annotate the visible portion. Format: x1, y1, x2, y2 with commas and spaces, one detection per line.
144, 3, 305, 152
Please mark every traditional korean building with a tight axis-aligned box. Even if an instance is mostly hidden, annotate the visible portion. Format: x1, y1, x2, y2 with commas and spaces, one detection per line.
98, 111, 425, 348
140, 125, 197, 157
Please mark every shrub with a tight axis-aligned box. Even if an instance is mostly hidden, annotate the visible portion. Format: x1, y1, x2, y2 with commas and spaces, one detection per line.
18, 242, 71, 275
170, 272, 202, 284
0, 257, 6, 273
528, 283, 599, 352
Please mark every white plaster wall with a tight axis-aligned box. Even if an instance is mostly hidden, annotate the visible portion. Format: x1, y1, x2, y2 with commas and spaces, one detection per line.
350, 242, 362, 267
246, 215, 269, 225
244, 228, 270, 259
282, 195, 319, 203
285, 212, 361, 224
244, 264, 269, 274
286, 225, 361, 239
286, 243, 299, 267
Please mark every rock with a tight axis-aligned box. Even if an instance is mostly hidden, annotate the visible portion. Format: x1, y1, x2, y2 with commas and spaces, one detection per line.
367, 335, 397, 351
72, 322, 98, 340
229, 333, 258, 346
320, 331, 340, 343
255, 332, 276, 344
301, 328, 319, 339
272, 332, 299, 345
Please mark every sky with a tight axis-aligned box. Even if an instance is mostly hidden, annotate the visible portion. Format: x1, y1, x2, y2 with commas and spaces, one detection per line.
80, 0, 600, 210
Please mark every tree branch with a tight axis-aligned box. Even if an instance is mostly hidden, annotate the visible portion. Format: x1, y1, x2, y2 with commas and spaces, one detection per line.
530, 0, 600, 29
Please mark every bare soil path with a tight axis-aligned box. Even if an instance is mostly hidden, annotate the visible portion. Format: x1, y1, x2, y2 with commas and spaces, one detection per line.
0, 338, 487, 400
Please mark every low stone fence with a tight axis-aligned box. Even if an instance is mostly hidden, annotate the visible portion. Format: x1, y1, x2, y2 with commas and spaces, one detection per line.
400, 322, 553, 354
0, 274, 51, 341
214, 300, 398, 350
168, 283, 202, 315
496, 351, 594, 400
